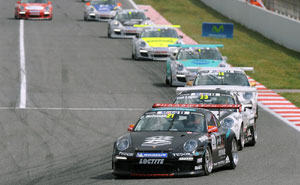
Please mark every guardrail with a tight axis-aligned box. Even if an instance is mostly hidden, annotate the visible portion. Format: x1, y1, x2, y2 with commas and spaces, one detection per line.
201, 0, 300, 52
263, 0, 300, 20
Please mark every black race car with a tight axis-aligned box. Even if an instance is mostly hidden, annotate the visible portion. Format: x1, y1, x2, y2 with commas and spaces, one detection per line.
112, 104, 239, 177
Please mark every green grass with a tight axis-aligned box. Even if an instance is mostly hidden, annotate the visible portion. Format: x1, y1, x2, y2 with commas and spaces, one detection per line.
279, 93, 300, 108
135, 0, 300, 89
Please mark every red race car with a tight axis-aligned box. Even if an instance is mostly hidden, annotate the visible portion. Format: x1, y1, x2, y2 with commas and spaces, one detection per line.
15, 0, 53, 20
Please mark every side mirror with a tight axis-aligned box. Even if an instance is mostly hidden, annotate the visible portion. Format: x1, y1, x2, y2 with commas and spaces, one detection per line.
128, 124, 135, 132
186, 80, 193, 86
250, 82, 256, 87
86, 2, 91, 6
242, 103, 253, 111
117, 2, 122, 7
222, 56, 228, 61
208, 126, 218, 133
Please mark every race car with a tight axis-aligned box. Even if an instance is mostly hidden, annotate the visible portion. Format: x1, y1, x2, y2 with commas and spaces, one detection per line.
132, 25, 184, 61
186, 67, 258, 121
84, 0, 121, 21
15, 0, 53, 20
112, 104, 238, 177
166, 44, 229, 86
108, 9, 153, 38
174, 89, 257, 150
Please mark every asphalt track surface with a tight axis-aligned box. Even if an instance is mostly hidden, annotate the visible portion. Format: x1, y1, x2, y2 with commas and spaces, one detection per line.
0, 0, 299, 184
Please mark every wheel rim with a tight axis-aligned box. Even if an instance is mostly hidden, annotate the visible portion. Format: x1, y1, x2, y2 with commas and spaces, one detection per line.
232, 139, 238, 165
205, 148, 213, 173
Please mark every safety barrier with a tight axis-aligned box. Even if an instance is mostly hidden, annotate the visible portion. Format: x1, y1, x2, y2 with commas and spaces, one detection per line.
201, 0, 300, 52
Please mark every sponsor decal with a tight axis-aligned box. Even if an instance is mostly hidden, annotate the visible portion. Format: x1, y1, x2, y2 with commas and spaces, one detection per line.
211, 135, 216, 150
197, 158, 203, 163
225, 156, 230, 163
142, 136, 174, 147
136, 153, 168, 158
139, 159, 164, 164
172, 153, 193, 157
199, 135, 208, 142
195, 165, 202, 170
218, 149, 225, 157
119, 152, 134, 157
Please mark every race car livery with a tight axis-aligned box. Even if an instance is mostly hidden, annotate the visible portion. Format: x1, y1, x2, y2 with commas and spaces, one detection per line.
84, 0, 121, 21
166, 44, 229, 86
112, 104, 238, 177
15, 0, 53, 20
108, 9, 153, 38
132, 25, 184, 61
186, 67, 258, 120
174, 89, 257, 150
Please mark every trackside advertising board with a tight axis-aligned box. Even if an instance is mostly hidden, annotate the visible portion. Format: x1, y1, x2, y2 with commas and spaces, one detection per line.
202, 23, 234, 38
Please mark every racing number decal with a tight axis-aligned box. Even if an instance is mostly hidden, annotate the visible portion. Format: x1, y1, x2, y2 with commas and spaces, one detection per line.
200, 95, 209, 100
218, 72, 224, 76
167, 114, 175, 118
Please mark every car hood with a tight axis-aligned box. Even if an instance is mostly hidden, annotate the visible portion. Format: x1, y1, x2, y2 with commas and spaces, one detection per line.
142, 38, 178, 48
93, 4, 115, 11
130, 131, 204, 151
177, 59, 223, 68
22, 3, 47, 9
120, 20, 144, 26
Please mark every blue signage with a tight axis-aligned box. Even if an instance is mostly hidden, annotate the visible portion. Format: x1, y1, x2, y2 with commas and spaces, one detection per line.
202, 23, 234, 38
136, 153, 168, 158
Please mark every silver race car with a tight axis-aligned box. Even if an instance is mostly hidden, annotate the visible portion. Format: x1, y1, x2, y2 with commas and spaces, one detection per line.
174, 88, 257, 150
84, 0, 121, 21
108, 9, 153, 38
132, 25, 184, 61
166, 44, 229, 87
185, 67, 258, 121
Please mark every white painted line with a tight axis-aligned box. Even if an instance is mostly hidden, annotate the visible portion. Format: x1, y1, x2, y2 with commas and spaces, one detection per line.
0, 107, 148, 111
19, 20, 27, 108
128, 0, 138, 9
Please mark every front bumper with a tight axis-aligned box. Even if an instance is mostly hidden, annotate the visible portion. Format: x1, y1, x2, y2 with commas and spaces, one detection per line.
86, 11, 115, 21
112, 155, 204, 177
170, 71, 198, 86
17, 10, 52, 19
136, 47, 177, 61
110, 27, 141, 38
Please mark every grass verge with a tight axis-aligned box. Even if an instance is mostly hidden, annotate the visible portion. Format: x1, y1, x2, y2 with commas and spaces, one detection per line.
279, 93, 300, 108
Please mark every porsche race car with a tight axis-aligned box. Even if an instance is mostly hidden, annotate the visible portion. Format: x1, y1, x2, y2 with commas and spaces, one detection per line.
108, 9, 153, 38
132, 25, 184, 61
15, 0, 53, 20
174, 89, 257, 150
84, 0, 121, 21
186, 67, 258, 121
166, 44, 229, 86
112, 104, 238, 177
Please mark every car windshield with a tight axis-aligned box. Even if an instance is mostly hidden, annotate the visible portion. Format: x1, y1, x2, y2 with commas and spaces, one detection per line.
141, 28, 178, 38
91, 0, 115, 5
177, 48, 222, 60
175, 93, 235, 104
116, 11, 146, 20
194, 71, 250, 86
21, 0, 48, 3
134, 111, 206, 133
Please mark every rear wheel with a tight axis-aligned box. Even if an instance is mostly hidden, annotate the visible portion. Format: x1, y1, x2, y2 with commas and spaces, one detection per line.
228, 138, 238, 169
248, 126, 257, 146
165, 75, 170, 84
237, 125, 244, 151
202, 146, 213, 175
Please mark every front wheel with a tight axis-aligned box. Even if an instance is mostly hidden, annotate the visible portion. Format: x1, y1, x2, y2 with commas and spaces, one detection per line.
228, 138, 238, 169
202, 146, 213, 175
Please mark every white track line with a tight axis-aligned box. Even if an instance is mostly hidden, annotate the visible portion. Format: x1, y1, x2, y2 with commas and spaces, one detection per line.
0, 107, 148, 111
19, 20, 26, 108
128, 0, 138, 9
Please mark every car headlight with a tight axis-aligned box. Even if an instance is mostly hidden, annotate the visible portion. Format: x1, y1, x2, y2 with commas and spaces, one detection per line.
243, 92, 253, 100
139, 41, 146, 47
20, 6, 25, 11
113, 20, 119, 26
116, 137, 129, 151
183, 139, 198, 152
176, 63, 184, 71
45, 6, 50, 11
222, 118, 234, 128
88, 6, 95, 12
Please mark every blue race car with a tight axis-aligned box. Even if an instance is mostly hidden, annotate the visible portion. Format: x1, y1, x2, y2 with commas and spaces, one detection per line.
84, 0, 121, 21
166, 44, 229, 86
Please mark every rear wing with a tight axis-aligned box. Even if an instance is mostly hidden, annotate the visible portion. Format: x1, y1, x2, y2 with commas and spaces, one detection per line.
153, 103, 241, 109
176, 86, 257, 95
133, 25, 181, 28
185, 67, 254, 72
168, 44, 224, 48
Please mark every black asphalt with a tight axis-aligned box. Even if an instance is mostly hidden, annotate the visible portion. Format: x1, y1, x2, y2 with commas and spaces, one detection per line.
0, 0, 299, 185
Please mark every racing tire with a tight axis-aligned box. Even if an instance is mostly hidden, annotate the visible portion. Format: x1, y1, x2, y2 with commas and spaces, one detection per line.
202, 146, 213, 175
169, 71, 174, 87
237, 125, 245, 151
248, 126, 257, 146
165, 76, 170, 85
228, 138, 238, 169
